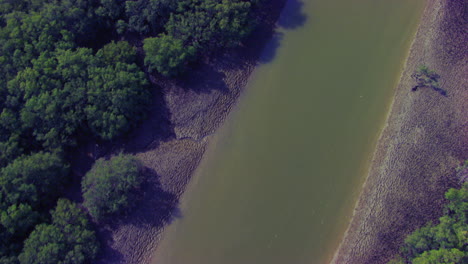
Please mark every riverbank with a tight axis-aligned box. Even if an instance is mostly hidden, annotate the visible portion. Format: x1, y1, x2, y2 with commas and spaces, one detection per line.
331, 0, 467, 263
93, 1, 288, 263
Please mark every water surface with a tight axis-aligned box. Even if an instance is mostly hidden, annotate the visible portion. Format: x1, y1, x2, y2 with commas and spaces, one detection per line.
152, 0, 426, 263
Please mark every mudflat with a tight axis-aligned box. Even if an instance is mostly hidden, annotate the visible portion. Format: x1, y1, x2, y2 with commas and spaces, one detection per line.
91, 1, 288, 263
331, 0, 468, 263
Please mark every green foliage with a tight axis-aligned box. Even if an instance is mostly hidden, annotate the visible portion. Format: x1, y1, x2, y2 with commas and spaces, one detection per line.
1, 204, 38, 239
18, 199, 99, 264
82, 154, 143, 221
125, 0, 176, 35
387, 257, 405, 264
140, 0, 255, 76
0, 0, 261, 261
144, 35, 196, 76
0, 152, 67, 261
95, 0, 123, 23
0, 203, 39, 258
8, 48, 93, 149
0, 0, 52, 14
165, 0, 252, 51
414, 65, 440, 88
412, 248, 466, 264
96, 41, 137, 65
0, 152, 68, 209
390, 182, 468, 264
2, 46, 149, 150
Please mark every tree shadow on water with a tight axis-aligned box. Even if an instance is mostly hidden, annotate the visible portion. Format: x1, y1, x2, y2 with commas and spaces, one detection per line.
257, 0, 308, 64
258, 32, 284, 64
278, 0, 308, 30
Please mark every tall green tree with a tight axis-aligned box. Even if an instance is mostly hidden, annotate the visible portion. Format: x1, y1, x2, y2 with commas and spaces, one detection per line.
165, 0, 252, 51
96, 41, 137, 65
82, 154, 143, 221
389, 181, 468, 264
124, 0, 176, 35
0, 152, 68, 209
0, 203, 39, 260
18, 199, 99, 264
143, 34, 195, 76
86, 62, 150, 139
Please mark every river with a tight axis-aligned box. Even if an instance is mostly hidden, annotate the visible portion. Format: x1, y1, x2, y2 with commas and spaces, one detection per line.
151, 0, 426, 263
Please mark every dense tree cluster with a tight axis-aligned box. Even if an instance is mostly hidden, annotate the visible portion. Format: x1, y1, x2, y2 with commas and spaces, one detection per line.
19, 199, 99, 264
0, 0, 260, 262
82, 154, 143, 221
143, 0, 255, 76
0, 152, 68, 262
389, 182, 468, 264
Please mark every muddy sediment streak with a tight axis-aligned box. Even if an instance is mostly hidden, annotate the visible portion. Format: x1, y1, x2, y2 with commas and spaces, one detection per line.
331, 0, 468, 263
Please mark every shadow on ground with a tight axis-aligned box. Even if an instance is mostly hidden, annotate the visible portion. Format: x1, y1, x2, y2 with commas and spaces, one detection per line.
174, 62, 230, 94
95, 167, 181, 264
256, 0, 308, 64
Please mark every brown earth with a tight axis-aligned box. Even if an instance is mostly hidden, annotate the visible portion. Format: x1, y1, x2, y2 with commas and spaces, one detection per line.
81, 1, 289, 263
331, 0, 468, 263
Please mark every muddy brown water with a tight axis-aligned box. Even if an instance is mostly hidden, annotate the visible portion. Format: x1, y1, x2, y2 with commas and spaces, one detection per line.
151, 0, 426, 263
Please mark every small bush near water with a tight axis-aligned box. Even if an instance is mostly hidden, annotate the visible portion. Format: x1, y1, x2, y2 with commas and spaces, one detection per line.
82, 153, 144, 222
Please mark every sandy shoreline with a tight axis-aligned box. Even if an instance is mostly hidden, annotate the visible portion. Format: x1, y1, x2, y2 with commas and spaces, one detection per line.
331, 0, 467, 263
93, 1, 288, 263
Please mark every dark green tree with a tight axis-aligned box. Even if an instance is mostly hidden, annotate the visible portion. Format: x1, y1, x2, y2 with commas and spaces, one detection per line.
96, 41, 137, 65
0, 0, 263, 261
86, 62, 150, 140
124, 0, 176, 35
0, 203, 39, 260
18, 199, 99, 264
0, 152, 68, 209
82, 154, 143, 221
143, 34, 196, 76
412, 248, 466, 264
165, 0, 252, 51
1, 204, 39, 240
389, 181, 468, 263
411, 65, 446, 95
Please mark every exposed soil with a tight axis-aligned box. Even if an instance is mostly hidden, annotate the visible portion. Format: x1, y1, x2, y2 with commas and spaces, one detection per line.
331, 0, 468, 263
79, 1, 289, 263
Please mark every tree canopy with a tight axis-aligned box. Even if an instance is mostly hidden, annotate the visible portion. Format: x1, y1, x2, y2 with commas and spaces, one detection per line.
82, 154, 143, 221
0, 152, 68, 261
144, 35, 196, 77
389, 181, 468, 264
18, 199, 99, 264
0, 0, 262, 261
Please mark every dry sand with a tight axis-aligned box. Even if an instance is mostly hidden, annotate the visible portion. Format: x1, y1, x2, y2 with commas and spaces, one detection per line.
331, 0, 467, 263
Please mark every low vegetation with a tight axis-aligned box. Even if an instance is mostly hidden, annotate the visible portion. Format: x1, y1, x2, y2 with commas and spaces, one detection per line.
389, 177, 467, 264
0, 0, 262, 262
411, 65, 446, 96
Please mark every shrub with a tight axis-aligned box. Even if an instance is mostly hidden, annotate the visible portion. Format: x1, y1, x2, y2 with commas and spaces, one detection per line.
82, 153, 143, 221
